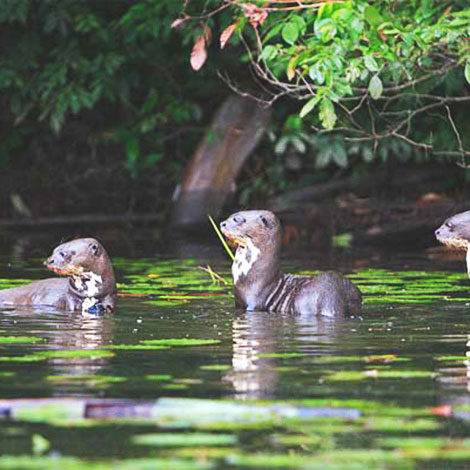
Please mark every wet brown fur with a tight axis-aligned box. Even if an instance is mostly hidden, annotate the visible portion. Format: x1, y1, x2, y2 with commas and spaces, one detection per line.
0, 238, 116, 312
221, 210, 362, 317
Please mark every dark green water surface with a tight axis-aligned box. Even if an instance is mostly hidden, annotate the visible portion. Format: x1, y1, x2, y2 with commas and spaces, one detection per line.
2, 247, 470, 469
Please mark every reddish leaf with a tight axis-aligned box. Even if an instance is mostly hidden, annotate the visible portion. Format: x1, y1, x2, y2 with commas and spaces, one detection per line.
242, 3, 268, 28
220, 23, 237, 49
171, 15, 189, 29
429, 405, 452, 417
190, 35, 207, 71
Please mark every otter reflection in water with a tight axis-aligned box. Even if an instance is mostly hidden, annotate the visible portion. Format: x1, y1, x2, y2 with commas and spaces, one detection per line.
0, 238, 116, 314
223, 310, 348, 399
220, 210, 362, 317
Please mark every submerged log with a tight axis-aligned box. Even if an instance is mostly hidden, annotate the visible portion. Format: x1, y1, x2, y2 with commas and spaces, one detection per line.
171, 95, 271, 228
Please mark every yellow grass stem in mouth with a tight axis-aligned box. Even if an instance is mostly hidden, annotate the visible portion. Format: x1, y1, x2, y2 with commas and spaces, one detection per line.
208, 214, 235, 261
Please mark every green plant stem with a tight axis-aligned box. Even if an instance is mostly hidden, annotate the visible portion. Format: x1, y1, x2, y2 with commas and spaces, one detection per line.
208, 215, 235, 261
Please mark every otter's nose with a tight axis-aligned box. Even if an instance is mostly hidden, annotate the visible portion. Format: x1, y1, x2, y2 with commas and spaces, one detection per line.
220, 221, 227, 229
435, 228, 441, 237
44, 257, 53, 267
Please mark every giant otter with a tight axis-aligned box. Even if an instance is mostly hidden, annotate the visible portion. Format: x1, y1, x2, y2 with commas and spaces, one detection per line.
0, 238, 115, 313
220, 210, 362, 316
435, 210, 470, 277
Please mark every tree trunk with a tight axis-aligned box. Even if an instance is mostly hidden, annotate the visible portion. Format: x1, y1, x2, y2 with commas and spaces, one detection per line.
171, 95, 271, 228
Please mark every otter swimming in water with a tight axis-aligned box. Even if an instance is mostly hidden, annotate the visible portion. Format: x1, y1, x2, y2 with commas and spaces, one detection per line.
0, 238, 116, 313
220, 210, 362, 317
435, 210, 470, 277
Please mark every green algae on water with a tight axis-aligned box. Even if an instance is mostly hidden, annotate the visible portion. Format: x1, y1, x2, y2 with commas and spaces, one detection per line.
0, 456, 214, 470
325, 370, 437, 381
0, 336, 43, 344
108, 344, 168, 351
46, 375, 125, 383
36, 350, 115, 359
141, 339, 221, 347
132, 432, 237, 447
200, 364, 231, 371
162, 383, 189, 390
145, 374, 172, 381
258, 352, 303, 359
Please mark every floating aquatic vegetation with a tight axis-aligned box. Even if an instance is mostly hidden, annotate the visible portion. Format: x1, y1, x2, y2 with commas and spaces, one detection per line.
116, 256, 231, 306
225, 449, 412, 469
35, 350, 115, 359
132, 432, 237, 447
0, 355, 44, 362
162, 383, 188, 390
199, 364, 231, 371
324, 370, 437, 382
145, 375, 172, 381
436, 356, 470, 361
258, 352, 303, 359
32, 434, 50, 455
108, 344, 168, 351
0, 336, 43, 344
140, 339, 221, 347
46, 375, 125, 383
0, 456, 214, 470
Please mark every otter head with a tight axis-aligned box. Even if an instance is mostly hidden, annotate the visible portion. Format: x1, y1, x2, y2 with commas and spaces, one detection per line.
436, 210, 470, 279
45, 238, 115, 299
45, 238, 106, 275
435, 211, 470, 250
220, 210, 281, 249
220, 210, 281, 285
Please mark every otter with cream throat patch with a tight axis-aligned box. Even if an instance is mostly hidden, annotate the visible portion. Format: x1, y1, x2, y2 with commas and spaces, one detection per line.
220, 210, 362, 316
435, 210, 470, 277
0, 238, 116, 313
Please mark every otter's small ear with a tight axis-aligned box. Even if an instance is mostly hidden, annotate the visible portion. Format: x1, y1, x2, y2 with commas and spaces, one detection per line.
89, 243, 102, 256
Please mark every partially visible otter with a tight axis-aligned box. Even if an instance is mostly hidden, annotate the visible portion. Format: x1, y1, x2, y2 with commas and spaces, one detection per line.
435, 210, 470, 277
0, 238, 116, 313
220, 210, 362, 317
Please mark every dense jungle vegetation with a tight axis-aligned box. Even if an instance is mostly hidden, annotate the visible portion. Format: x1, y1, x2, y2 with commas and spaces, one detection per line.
0, 0, 469, 219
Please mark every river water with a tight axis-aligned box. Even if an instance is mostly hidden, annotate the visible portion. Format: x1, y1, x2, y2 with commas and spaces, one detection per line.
1, 233, 470, 469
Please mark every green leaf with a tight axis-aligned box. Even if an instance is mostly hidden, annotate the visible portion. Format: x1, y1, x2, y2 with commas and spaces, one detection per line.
308, 65, 325, 84
350, 17, 364, 35
465, 60, 470, 85
319, 98, 336, 130
125, 134, 140, 171
362, 145, 374, 162
314, 18, 337, 43
364, 56, 379, 72
145, 153, 163, 165
282, 22, 299, 45
364, 5, 384, 27
332, 145, 348, 167
291, 15, 306, 35
263, 22, 283, 43
369, 75, 383, 99
299, 96, 320, 118
261, 44, 278, 61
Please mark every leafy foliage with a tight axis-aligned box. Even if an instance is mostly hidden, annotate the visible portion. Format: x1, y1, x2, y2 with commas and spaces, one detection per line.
180, 0, 470, 166
0, 0, 218, 174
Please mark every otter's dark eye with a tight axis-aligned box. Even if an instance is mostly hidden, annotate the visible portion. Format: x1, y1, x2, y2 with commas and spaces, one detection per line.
90, 243, 99, 255
233, 216, 245, 224
446, 222, 454, 230
260, 216, 269, 227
